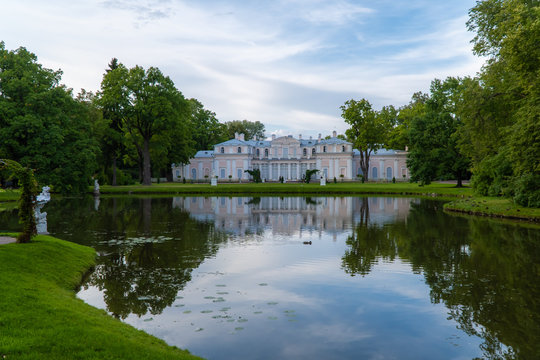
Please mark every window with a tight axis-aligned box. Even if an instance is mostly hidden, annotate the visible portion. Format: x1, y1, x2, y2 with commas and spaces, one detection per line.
264, 148, 269, 157
283, 147, 289, 157
237, 168, 243, 179
191, 168, 197, 179
312, 148, 315, 155
175, 170, 180, 177
256, 149, 260, 157
386, 167, 392, 180
237, 147, 242, 153
342, 146, 345, 152
303, 148, 307, 156
220, 147, 224, 154
220, 168, 226, 179
372, 167, 378, 179
323, 146, 327, 153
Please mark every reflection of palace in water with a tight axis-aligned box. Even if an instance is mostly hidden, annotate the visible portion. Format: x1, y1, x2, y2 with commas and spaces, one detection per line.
173, 197, 416, 237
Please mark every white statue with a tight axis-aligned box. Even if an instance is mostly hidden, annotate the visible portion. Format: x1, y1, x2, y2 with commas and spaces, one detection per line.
94, 179, 100, 196
320, 177, 326, 186
36, 186, 51, 203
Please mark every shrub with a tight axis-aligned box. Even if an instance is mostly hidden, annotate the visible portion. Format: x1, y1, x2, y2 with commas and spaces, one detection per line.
471, 151, 513, 196
513, 173, 540, 208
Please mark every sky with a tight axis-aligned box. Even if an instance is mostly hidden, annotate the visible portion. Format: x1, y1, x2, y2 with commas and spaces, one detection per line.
1, 0, 484, 139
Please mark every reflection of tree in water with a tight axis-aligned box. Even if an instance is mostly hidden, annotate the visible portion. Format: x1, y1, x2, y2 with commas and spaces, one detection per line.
342, 199, 540, 359
45, 196, 228, 319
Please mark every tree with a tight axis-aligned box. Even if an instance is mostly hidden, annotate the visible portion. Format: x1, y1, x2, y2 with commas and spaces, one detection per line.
189, 99, 228, 151
458, 0, 540, 204
224, 120, 265, 140
0, 42, 99, 193
244, 169, 262, 183
100, 64, 190, 185
407, 78, 470, 187
387, 92, 428, 150
304, 169, 319, 183
0, 159, 38, 243
99, 58, 126, 186
341, 99, 391, 181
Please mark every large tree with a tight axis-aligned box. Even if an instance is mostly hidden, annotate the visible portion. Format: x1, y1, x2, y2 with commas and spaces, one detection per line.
456, 0, 539, 205
407, 78, 470, 187
341, 99, 391, 181
100, 64, 190, 185
224, 119, 265, 140
0, 42, 99, 193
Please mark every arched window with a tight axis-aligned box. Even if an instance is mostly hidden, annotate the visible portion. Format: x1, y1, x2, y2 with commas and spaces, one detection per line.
312, 148, 315, 155
342, 145, 345, 152
191, 168, 197, 179
303, 148, 307, 156
264, 148, 269, 157
372, 167, 378, 179
386, 167, 392, 180
323, 146, 327, 153
237, 147, 242, 153
220, 147, 224, 154
256, 149, 260, 157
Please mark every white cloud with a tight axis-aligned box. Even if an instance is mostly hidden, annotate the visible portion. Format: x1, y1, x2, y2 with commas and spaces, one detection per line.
0, 0, 482, 138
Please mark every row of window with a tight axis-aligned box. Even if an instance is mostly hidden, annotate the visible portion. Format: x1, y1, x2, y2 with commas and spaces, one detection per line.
219, 146, 348, 156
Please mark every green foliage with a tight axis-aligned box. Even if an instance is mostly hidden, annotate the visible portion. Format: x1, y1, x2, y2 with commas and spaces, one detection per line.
224, 119, 265, 140
0, 42, 99, 194
471, 150, 513, 196
304, 169, 319, 184
0, 159, 38, 243
189, 99, 228, 151
244, 169, 262, 183
342, 98, 393, 180
99, 63, 192, 185
407, 78, 470, 187
513, 173, 540, 208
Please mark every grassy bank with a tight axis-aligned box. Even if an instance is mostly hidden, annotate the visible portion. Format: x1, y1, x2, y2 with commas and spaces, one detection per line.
0, 234, 201, 360
0, 189, 20, 202
95, 181, 474, 198
444, 197, 540, 222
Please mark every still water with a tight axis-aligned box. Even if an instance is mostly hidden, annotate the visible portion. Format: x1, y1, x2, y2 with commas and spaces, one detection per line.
1, 196, 539, 359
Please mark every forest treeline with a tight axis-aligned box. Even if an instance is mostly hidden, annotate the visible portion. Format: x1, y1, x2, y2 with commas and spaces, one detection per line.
0, 0, 538, 207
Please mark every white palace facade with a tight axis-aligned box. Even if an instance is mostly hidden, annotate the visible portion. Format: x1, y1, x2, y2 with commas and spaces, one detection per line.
172, 131, 410, 182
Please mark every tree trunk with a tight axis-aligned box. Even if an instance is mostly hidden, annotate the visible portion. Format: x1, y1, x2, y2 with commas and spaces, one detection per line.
142, 138, 152, 185
112, 155, 117, 186
456, 173, 463, 188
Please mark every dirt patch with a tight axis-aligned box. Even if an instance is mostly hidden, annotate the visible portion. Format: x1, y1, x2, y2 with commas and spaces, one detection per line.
0, 236, 17, 245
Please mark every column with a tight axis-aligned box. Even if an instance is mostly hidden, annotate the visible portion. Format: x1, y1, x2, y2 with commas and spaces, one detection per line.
347, 158, 352, 179
379, 160, 384, 180
287, 163, 291, 179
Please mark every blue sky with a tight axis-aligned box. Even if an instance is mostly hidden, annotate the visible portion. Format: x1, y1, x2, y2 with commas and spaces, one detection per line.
1, 0, 483, 139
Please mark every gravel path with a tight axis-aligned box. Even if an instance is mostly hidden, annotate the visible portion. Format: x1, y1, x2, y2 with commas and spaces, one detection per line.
0, 236, 16, 245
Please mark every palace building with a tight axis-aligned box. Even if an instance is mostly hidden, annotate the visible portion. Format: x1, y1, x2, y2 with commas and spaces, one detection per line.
172, 131, 409, 182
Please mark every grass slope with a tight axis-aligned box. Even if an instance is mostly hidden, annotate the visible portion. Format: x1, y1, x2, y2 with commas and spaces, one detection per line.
444, 197, 540, 222
0, 235, 201, 360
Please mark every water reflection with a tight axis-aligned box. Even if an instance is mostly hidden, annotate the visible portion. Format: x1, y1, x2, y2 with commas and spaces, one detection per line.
173, 196, 412, 237
0, 196, 538, 359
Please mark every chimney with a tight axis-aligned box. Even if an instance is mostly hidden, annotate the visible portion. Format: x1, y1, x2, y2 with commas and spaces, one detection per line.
318, 133, 321, 140
239, 133, 245, 141
309, 136, 312, 140
234, 132, 239, 140
332, 130, 337, 138
298, 134, 302, 140
272, 134, 276, 141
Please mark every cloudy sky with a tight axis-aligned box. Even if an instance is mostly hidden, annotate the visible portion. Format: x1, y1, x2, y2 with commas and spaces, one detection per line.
1, 0, 483, 139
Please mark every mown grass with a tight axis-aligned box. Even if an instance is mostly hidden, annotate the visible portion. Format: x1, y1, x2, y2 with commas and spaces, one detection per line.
0, 189, 20, 202
95, 181, 474, 197
444, 197, 540, 222
0, 234, 201, 360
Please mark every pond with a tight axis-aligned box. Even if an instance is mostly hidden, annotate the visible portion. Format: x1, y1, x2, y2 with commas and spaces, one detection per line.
1, 196, 539, 359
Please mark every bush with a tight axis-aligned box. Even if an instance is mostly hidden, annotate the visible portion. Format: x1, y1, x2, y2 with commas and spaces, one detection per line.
333, 177, 337, 184
513, 173, 540, 208
471, 151, 513, 196
392, 176, 396, 184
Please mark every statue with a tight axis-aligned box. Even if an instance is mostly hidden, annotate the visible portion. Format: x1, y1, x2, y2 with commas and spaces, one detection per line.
36, 186, 51, 203
94, 179, 100, 196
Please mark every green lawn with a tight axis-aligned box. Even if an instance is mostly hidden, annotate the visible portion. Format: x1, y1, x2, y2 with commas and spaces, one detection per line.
95, 181, 474, 197
0, 189, 20, 202
0, 234, 201, 360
